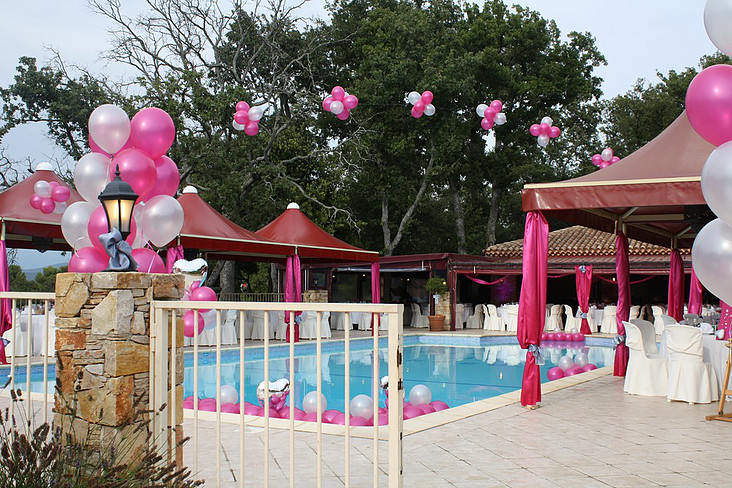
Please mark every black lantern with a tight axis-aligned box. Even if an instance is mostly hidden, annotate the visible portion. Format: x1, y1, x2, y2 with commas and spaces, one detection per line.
98, 165, 138, 241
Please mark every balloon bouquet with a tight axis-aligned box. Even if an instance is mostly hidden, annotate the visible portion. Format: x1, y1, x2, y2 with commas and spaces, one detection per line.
529, 116, 561, 147
322, 86, 359, 120
232, 101, 265, 136
63, 104, 184, 273
476, 100, 507, 130
407, 91, 436, 118
591, 148, 620, 169
30, 180, 71, 215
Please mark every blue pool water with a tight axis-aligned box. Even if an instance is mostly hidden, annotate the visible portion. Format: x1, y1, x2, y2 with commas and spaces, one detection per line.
1, 335, 614, 411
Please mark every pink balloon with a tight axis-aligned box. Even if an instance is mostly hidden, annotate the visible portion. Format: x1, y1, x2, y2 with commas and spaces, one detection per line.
599, 161, 610, 169
421, 91, 433, 104
489, 99, 503, 112
541, 332, 549, 341
484, 107, 497, 120
303, 412, 321, 423
546, 367, 564, 380
68, 246, 108, 273
29, 194, 42, 209
39, 198, 55, 214
591, 154, 603, 166
377, 413, 389, 425
378, 406, 387, 414
236, 101, 250, 112
330, 413, 346, 425
411, 106, 424, 118
198, 398, 217, 412
481, 118, 494, 130
572, 333, 585, 342
430, 401, 449, 411
549, 126, 561, 138
280, 408, 307, 420
418, 404, 436, 414
110, 148, 157, 197
529, 124, 541, 136
582, 363, 598, 372
183, 396, 195, 409
413, 100, 426, 112
343, 95, 359, 110
234, 110, 250, 125
686, 64, 732, 146
221, 403, 240, 414
539, 122, 551, 135
144, 155, 180, 200
350, 416, 370, 426
191, 286, 217, 312
610, 156, 620, 164
322, 96, 333, 112
51, 185, 71, 202
555, 332, 566, 341
323, 409, 340, 423
244, 121, 259, 136
130, 107, 176, 159
242, 402, 263, 416
331, 86, 345, 101
132, 247, 166, 273
49, 181, 59, 190
565, 365, 584, 376
336, 108, 350, 121
183, 310, 205, 337
403, 406, 423, 419
87, 206, 137, 253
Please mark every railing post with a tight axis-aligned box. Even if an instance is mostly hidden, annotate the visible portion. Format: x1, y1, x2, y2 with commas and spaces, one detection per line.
387, 307, 404, 488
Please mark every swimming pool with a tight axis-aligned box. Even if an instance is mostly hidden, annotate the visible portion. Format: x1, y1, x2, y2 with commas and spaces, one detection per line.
2, 335, 614, 411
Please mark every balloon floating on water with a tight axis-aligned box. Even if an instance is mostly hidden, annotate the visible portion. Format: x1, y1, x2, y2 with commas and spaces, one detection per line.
529, 116, 561, 147
323, 86, 359, 120
408, 91, 435, 118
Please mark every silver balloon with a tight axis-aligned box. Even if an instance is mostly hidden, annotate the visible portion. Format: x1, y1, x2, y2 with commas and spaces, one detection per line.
61, 201, 97, 250
74, 153, 111, 202
692, 218, 732, 304
302, 391, 326, 414
701, 141, 732, 226
350, 394, 374, 420
541, 116, 553, 126
408, 384, 432, 405
574, 352, 589, 368
424, 104, 436, 116
705, 0, 732, 58
495, 113, 507, 125
601, 148, 613, 162
248, 106, 264, 121
329, 100, 344, 115
219, 385, 239, 405
53, 201, 67, 215
232, 120, 245, 131
558, 355, 574, 371
407, 91, 422, 105
201, 309, 217, 330
34, 180, 52, 198
141, 195, 185, 247
88, 104, 131, 154
537, 134, 550, 147
476, 104, 488, 117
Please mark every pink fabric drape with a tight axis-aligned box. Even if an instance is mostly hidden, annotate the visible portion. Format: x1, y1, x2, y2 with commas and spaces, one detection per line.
667, 249, 684, 322
465, 274, 508, 286
614, 231, 630, 376
575, 265, 593, 335
688, 267, 703, 316
284, 255, 302, 342
719, 301, 732, 340
0, 238, 11, 365
371, 262, 381, 334
517, 211, 548, 407
166, 245, 185, 273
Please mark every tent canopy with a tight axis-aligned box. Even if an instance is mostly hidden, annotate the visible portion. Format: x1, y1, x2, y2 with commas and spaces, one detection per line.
176, 187, 294, 260
0, 163, 83, 251
257, 203, 379, 262
522, 112, 714, 248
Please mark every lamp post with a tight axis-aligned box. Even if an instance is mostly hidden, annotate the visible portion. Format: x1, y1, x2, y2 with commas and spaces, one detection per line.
98, 165, 138, 271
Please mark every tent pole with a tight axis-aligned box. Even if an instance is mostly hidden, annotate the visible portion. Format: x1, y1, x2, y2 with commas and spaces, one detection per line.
1, 220, 5, 241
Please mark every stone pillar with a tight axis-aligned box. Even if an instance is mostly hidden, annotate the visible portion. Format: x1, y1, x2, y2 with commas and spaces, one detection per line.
302, 289, 328, 303
54, 272, 184, 464
435, 292, 452, 329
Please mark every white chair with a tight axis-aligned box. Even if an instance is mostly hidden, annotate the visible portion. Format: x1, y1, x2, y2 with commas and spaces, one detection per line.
467, 305, 485, 329
505, 304, 519, 333
545, 305, 562, 331
250, 310, 275, 340
623, 321, 668, 397
600, 306, 618, 334
629, 319, 659, 357
629, 305, 640, 321
665, 325, 719, 404
638, 304, 648, 322
586, 307, 598, 333
563, 304, 579, 332
651, 306, 666, 335
220, 310, 238, 345
410, 302, 429, 328
485, 304, 503, 331
300, 311, 332, 339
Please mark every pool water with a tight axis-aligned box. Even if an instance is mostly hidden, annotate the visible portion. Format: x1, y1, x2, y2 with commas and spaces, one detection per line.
2, 336, 614, 411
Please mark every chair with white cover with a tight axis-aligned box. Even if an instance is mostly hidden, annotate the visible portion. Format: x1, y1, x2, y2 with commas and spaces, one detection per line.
467, 305, 485, 330
505, 304, 519, 332
563, 304, 579, 332
410, 302, 429, 328
623, 321, 668, 397
665, 325, 719, 404
629, 319, 659, 356
249, 310, 275, 340
545, 305, 562, 331
485, 304, 503, 331
629, 305, 640, 321
600, 306, 618, 334
638, 304, 648, 322
220, 310, 238, 345
586, 308, 598, 333
651, 306, 666, 334
300, 311, 332, 339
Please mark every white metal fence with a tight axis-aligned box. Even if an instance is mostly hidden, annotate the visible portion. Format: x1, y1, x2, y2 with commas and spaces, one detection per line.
149, 300, 404, 487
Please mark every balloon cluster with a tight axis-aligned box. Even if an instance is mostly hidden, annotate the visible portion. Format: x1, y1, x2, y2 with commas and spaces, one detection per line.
63, 104, 184, 273
476, 100, 507, 130
30, 180, 71, 215
529, 116, 561, 147
407, 91, 436, 118
546, 353, 597, 380
182, 280, 219, 337
591, 148, 620, 169
688, 1, 732, 306
232, 101, 264, 136
322, 86, 359, 120
541, 331, 585, 342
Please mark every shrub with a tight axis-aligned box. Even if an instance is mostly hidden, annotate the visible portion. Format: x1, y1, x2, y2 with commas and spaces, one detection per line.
425, 277, 448, 295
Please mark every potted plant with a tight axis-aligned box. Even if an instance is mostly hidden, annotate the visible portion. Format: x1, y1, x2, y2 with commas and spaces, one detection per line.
425, 277, 448, 331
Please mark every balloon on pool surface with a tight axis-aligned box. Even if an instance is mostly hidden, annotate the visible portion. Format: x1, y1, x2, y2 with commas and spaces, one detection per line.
408, 384, 432, 406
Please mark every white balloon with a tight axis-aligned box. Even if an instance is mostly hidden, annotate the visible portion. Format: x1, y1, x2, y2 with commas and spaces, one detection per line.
476, 104, 488, 117
705, 0, 732, 57
329, 100, 344, 115
408, 384, 432, 405
540, 116, 553, 126
574, 353, 589, 368
407, 91, 422, 105
232, 120, 245, 131
701, 141, 732, 226
219, 385, 239, 405
74, 153, 111, 202
248, 106, 264, 122
601, 148, 613, 162
424, 104, 436, 116
88, 104, 131, 154
692, 219, 732, 304
53, 201, 67, 215
302, 391, 326, 414
350, 394, 374, 420
201, 309, 217, 330
558, 355, 574, 371
142, 195, 184, 247
537, 134, 550, 147
61, 201, 97, 250
34, 181, 52, 198
495, 113, 507, 125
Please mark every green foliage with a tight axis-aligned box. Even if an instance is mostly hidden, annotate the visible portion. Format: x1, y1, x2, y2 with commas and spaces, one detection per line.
425, 276, 448, 295
7, 265, 67, 293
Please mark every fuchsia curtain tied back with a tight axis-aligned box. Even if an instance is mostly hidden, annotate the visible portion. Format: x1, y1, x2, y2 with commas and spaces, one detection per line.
517, 211, 548, 407
165, 245, 185, 273
575, 265, 593, 335
614, 231, 630, 376
284, 255, 302, 342
464, 274, 508, 286
688, 268, 703, 315
0, 239, 11, 365
667, 249, 685, 322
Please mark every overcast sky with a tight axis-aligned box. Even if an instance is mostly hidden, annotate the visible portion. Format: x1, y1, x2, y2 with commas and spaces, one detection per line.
1, 0, 716, 269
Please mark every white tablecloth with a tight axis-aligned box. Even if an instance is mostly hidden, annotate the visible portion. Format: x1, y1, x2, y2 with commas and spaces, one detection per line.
330, 311, 364, 330
660, 332, 729, 391
3, 310, 56, 357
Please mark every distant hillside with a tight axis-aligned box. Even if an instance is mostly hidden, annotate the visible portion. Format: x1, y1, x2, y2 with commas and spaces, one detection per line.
22, 263, 68, 280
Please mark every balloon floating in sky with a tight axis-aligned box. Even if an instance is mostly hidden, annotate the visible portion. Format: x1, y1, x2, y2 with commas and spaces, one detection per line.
591, 148, 620, 169
476, 100, 507, 130
529, 116, 561, 147
408, 91, 435, 118
232, 101, 264, 136
323, 86, 358, 120
29, 179, 71, 215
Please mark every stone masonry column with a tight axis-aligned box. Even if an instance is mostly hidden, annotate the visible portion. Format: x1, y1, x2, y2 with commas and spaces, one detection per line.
54, 272, 184, 464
